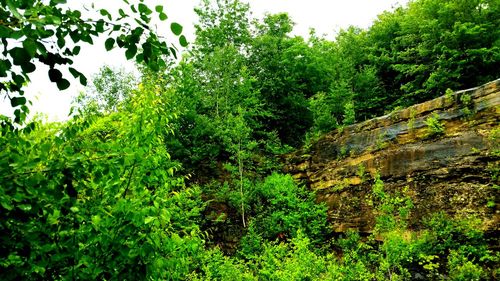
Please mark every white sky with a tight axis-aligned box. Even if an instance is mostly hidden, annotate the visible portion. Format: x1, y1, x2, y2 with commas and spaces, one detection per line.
0, 0, 409, 122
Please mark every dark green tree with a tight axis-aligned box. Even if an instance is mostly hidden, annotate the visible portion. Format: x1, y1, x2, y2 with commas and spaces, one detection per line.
249, 13, 330, 146
368, 0, 500, 107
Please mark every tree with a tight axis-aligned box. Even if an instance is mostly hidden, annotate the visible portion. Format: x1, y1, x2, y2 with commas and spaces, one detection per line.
368, 0, 500, 108
0, 0, 187, 123
162, 0, 268, 181
193, 0, 252, 56
249, 14, 333, 146
74, 65, 138, 115
0, 70, 204, 280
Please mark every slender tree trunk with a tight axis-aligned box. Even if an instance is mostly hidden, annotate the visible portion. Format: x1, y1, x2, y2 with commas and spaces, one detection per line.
216, 92, 219, 117
238, 139, 246, 228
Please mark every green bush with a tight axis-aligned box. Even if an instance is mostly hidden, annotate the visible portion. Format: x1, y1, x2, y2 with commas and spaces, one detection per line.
252, 231, 328, 280
448, 250, 484, 281
238, 221, 264, 259
460, 93, 474, 118
0, 83, 206, 280
245, 173, 329, 244
424, 112, 445, 137
188, 248, 254, 281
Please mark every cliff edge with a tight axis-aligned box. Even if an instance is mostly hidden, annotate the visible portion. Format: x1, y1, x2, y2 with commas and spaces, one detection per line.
284, 79, 500, 233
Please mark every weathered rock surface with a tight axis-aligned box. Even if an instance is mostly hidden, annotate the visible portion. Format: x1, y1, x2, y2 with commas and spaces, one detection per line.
284, 79, 500, 233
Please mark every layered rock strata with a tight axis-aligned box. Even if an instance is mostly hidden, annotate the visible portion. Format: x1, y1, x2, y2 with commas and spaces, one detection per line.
284, 79, 500, 233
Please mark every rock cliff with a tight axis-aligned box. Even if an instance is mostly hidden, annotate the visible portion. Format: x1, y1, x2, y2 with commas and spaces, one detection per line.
284, 79, 500, 233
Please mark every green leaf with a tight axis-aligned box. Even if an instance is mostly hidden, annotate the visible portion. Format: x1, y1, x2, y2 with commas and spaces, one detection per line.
155, 5, 163, 13
57, 36, 65, 48
46, 15, 62, 25
149, 61, 159, 72
6, 0, 22, 19
142, 41, 152, 61
13, 108, 23, 123
140, 14, 151, 24
11, 97, 26, 107
170, 22, 183, 36
169, 47, 177, 59
21, 62, 36, 73
131, 27, 144, 40
48, 68, 62, 82
72, 45, 81, 55
135, 53, 144, 63
91, 215, 101, 226
95, 19, 105, 33
125, 44, 137, 60
81, 34, 93, 44
179, 35, 188, 47
48, 209, 61, 224
0, 25, 11, 38
79, 74, 87, 86
36, 42, 47, 56
0, 199, 13, 211
18, 204, 32, 211
69, 30, 80, 43
68, 67, 81, 78
72, 9, 81, 18
138, 3, 152, 15
13, 74, 24, 86
118, 8, 127, 18
105, 37, 115, 51
128, 248, 140, 258
22, 39, 37, 58
100, 9, 112, 20
57, 79, 70, 90
0, 59, 11, 77
159, 12, 167, 21
10, 30, 23, 40
145, 216, 155, 224
130, 4, 137, 13
116, 36, 125, 48
10, 47, 30, 65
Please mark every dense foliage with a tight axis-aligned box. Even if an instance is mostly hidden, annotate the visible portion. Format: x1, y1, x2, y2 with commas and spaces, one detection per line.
0, 0, 186, 122
1, 0, 499, 279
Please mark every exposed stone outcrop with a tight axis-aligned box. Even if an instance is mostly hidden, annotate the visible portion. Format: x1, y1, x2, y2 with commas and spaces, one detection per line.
284, 79, 500, 233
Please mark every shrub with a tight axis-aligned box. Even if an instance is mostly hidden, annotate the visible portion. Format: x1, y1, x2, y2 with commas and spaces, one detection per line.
253, 231, 328, 280
238, 221, 264, 260
460, 93, 474, 118
448, 250, 484, 281
188, 248, 254, 281
371, 174, 413, 233
331, 231, 376, 280
445, 88, 455, 103
246, 173, 329, 244
424, 112, 445, 137
343, 101, 356, 125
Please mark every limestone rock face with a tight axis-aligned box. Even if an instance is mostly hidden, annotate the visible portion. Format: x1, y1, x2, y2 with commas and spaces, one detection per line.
283, 79, 500, 233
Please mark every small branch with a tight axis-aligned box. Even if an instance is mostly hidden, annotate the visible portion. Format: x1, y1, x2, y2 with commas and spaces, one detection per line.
0, 153, 124, 179
122, 160, 137, 198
